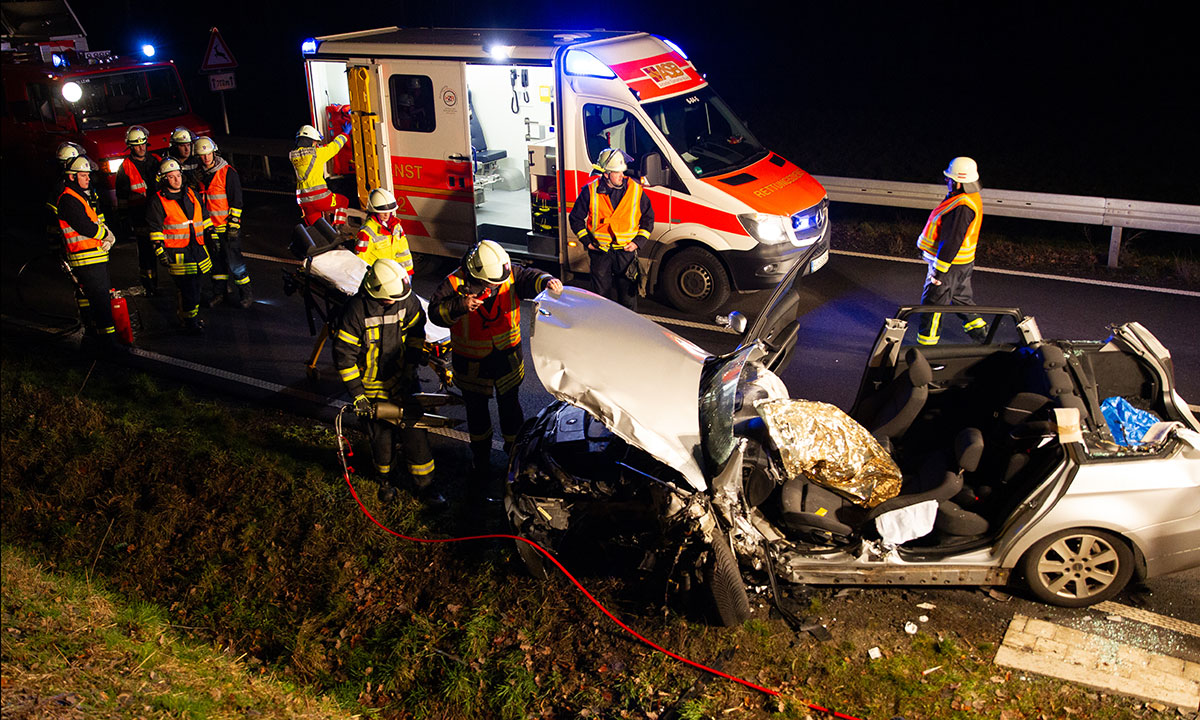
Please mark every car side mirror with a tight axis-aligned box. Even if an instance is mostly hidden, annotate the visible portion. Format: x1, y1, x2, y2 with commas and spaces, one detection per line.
639, 151, 671, 188
717, 311, 747, 334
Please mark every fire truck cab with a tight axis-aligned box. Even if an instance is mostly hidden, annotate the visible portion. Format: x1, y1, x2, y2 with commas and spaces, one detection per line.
1, 0, 211, 204
302, 28, 829, 313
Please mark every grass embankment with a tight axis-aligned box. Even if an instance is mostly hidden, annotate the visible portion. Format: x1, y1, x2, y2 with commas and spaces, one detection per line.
0, 340, 1183, 719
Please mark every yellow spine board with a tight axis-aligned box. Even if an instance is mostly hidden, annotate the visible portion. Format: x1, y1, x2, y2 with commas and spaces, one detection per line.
348, 66, 381, 208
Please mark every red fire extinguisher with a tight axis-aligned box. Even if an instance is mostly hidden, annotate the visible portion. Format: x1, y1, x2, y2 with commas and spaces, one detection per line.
110, 292, 133, 345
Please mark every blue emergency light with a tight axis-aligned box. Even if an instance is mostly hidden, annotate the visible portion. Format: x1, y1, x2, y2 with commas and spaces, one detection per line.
51, 52, 68, 68
301, 38, 318, 54
563, 49, 615, 79
141, 44, 156, 58
658, 37, 688, 60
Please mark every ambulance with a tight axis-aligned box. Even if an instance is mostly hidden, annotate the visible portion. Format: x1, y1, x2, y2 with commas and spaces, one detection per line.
0, 1, 211, 204
301, 28, 829, 314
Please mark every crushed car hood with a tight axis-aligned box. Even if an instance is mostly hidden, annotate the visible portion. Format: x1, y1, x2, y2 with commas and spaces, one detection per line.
530, 287, 711, 491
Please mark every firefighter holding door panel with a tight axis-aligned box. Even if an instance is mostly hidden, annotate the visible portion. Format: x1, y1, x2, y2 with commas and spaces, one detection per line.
429, 241, 562, 490
333, 258, 443, 508
194, 137, 253, 308
290, 124, 350, 227
146, 158, 214, 334
916, 156, 986, 345
568, 148, 653, 311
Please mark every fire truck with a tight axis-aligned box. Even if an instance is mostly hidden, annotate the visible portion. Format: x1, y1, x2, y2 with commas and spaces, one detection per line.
300, 28, 829, 314
1, 0, 211, 204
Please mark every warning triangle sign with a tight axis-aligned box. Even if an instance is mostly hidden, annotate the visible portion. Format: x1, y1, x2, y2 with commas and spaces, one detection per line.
200, 27, 237, 72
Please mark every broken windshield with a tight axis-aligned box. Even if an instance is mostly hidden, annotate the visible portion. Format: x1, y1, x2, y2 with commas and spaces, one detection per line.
642, 87, 767, 178
70, 67, 188, 129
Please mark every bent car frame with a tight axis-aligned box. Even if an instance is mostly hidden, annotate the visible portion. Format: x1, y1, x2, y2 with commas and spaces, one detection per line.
505, 262, 1200, 624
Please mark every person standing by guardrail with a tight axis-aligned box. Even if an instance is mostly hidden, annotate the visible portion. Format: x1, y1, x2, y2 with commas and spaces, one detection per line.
194, 137, 253, 309
290, 124, 349, 228
916, 156, 987, 345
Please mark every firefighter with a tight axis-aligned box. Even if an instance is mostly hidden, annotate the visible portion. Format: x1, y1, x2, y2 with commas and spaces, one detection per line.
166, 127, 200, 188
45, 143, 89, 252
290, 124, 349, 227
194, 137, 253, 308
57, 156, 117, 345
115, 126, 162, 295
429, 240, 562, 490
916, 157, 987, 345
568, 148, 653, 310
333, 258, 444, 508
146, 157, 214, 334
354, 188, 414, 274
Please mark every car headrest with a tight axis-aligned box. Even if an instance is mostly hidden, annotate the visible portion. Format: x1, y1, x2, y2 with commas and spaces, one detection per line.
1002, 392, 1052, 426
955, 427, 984, 473
905, 347, 932, 387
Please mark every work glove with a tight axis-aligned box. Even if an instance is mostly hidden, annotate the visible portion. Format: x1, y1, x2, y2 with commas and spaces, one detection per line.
154, 244, 169, 267
352, 394, 373, 418
99, 226, 116, 253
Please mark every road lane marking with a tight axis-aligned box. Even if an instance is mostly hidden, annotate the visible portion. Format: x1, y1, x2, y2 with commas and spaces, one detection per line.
833, 249, 1200, 297
1094, 601, 1200, 638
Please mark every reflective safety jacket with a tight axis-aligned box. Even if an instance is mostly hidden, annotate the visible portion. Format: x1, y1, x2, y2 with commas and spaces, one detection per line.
332, 292, 426, 401
569, 176, 653, 251
355, 215, 414, 273
428, 265, 555, 360
289, 134, 348, 206
58, 185, 109, 268
917, 190, 982, 273
148, 187, 211, 249
196, 157, 243, 231
115, 151, 160, 210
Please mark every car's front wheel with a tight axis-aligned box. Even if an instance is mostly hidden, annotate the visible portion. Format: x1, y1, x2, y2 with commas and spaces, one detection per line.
1020, 528, 1134, 607
705, 526, 751, 626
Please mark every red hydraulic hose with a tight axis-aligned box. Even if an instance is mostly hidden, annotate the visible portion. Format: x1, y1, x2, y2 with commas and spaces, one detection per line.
335, 411, 864, 720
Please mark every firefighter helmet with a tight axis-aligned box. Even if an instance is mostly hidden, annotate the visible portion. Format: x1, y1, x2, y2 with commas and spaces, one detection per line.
170, 127, 195, 145
363, 258, 411, 301
595, 147, 631, 174
943, 157, 979, 185
463, 240, 511, 284
56, 142, 84, 163
193, 137, 218, 156
126, 125, 150, 146
296, 124, 322, 142
158, 157, 182, 177
367, 188, 399, 214
65, 156, 97, 175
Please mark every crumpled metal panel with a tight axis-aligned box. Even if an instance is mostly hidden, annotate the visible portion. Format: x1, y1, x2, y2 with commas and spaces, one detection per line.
755, 399, 902, 507
530, 287, 710, 491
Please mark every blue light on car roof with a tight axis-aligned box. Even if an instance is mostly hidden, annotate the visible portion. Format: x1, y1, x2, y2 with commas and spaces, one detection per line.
141, 44, 155, 58
659, 36, 688, 60
563, 49, 615, 79
301, 38, 318, 55
51, 52, 67, 68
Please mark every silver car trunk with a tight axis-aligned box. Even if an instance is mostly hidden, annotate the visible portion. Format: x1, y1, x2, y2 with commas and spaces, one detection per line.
529, 287, 711, 491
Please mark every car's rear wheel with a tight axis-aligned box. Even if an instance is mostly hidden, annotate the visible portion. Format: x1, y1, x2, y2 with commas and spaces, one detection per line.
704, 526, 751, 626
661, 247, 730, 315
1020, 528, 1134, 607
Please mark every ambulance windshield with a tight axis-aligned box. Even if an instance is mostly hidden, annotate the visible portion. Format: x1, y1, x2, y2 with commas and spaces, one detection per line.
643, 87, 766, 178
68, 67, 188, 130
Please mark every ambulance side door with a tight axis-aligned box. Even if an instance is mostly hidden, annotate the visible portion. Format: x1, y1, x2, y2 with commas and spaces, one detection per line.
377, 60, 476, 259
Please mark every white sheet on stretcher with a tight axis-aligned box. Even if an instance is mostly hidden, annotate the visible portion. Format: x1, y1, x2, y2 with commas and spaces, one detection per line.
305, 248, 450, 345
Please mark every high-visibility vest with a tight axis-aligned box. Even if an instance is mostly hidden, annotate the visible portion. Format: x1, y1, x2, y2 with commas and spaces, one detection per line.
446, 271, 521, 358
200, 163, 231, 227
289, 135, 347, 205
917, 191, 982, 272
58, 187, 108, 267
585, 178, 645, 251
119, 153, 149, 203
356, 215, 414, 274
156, 189, 206, 249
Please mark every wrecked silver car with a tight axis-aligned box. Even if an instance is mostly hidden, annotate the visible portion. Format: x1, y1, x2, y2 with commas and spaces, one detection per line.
505, 265, 1200, 625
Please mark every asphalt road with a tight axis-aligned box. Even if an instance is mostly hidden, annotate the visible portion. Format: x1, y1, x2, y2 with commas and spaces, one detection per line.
3, 189, 1197, 641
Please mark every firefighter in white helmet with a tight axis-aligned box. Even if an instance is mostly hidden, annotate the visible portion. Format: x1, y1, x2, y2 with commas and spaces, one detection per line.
116, 125, 163, 295
146, 157, 214, 334
45, 142, 90, 252
333, 258, 443, 507
290, 123, 350, 227
166, 127, 200, 189
429, 241, 563, 494
916, 157, 986, 345
57, 156, 118, 348
193, 137, 253, 308
354, 187, 414, 274
568, 147, 654, 310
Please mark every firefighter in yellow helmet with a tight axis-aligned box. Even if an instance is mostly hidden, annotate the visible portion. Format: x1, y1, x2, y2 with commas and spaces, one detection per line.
333, 258, 443, 508
194, 136, 253, 308
290, 123, 350, 227
568, 147, 654, 310
57, 156, 118, 346
146, 157, 214, 334
116, 126, 163, 295
355, 188, 414, 274
429, 240, 562, 493
916, 157, 987, 345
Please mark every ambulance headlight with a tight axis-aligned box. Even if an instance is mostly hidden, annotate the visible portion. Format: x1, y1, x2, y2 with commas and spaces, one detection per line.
107, 158, 124, 174
738, 213, 790, 244
62, 81, 83, 103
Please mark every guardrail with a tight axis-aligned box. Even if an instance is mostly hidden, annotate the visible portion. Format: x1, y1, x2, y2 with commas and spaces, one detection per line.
812, 175, 1200, 268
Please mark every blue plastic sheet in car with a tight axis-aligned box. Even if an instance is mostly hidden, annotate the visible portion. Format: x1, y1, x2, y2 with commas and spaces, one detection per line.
1101, 396, 1161, 446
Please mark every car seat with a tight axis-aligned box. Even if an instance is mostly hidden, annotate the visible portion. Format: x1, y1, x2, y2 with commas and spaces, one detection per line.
468, 91, 507, 170
853, 346, 932, 450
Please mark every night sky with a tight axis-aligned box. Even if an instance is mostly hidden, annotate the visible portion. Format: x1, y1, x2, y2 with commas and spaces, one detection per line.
70, 2, 1196, 204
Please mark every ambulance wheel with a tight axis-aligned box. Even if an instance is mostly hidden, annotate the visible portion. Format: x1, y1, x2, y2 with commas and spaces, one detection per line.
704, 526, 751, 627
662, 247, 730, 315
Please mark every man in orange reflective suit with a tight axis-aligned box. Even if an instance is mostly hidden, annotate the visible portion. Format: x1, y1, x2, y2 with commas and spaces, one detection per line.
916, 157, 986, 345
